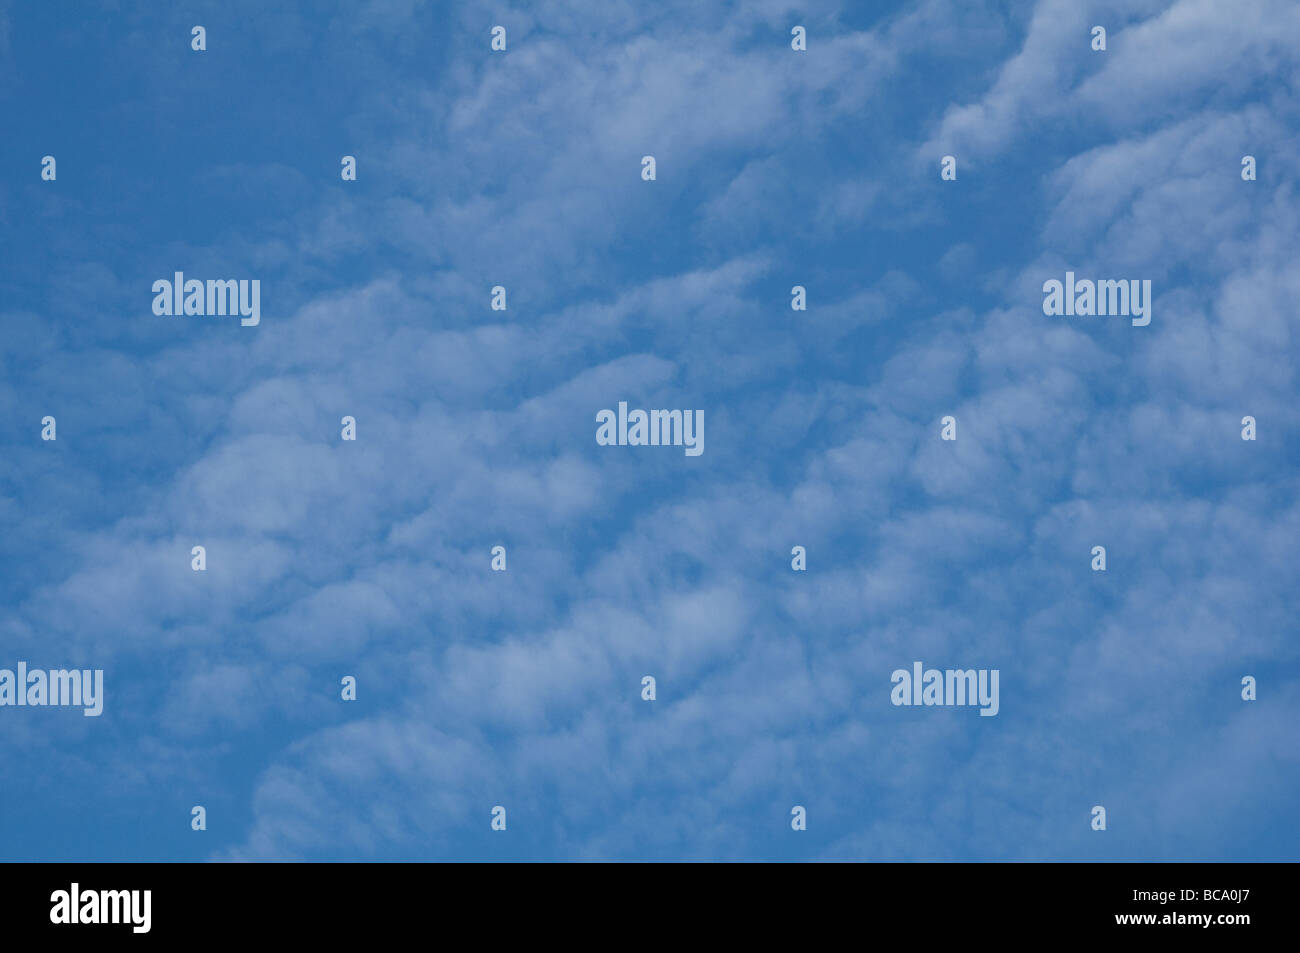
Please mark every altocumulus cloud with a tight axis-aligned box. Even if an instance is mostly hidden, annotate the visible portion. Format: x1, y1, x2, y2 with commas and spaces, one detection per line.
0, 0, 1296, 861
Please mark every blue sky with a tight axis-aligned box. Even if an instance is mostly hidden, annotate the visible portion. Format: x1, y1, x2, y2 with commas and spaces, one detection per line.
1, 0, 1298, 861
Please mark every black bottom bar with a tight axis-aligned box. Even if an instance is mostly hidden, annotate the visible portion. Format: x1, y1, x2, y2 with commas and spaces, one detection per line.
0, 862, 1286, 941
